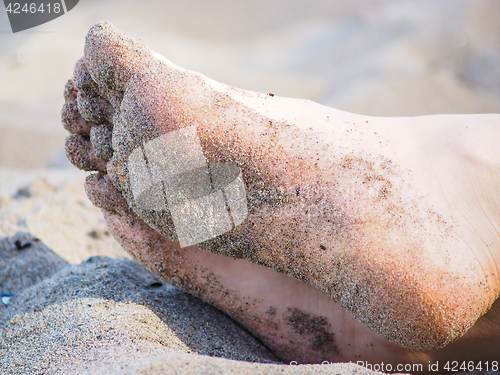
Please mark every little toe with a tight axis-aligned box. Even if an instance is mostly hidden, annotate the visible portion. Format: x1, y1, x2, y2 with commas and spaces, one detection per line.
65, 133, 107, 172
90, 124, 113, 161
84, 173, 131, 216
61, 79, 92, 135
84, 21, 154, 92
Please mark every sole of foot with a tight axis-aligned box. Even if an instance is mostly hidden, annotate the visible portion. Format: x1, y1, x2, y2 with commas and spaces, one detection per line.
63, 21, 500, 367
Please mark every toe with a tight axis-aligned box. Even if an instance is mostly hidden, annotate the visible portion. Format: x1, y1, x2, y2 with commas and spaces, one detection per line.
84, 173, 131, 215
84, 21, 153, 92
73, 57, 100, 98
65, 134, 107, 172
75, 55, 123, 109
61, 80, 92, 135
63, 77, 78, 101
76, 90, 114, 124
90, 124, 114, 161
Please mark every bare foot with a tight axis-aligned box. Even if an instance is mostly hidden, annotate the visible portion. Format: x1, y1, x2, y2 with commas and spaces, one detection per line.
63, 22, 500, 369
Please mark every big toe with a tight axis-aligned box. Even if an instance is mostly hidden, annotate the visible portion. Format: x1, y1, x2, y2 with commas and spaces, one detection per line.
84, 21, 154, 92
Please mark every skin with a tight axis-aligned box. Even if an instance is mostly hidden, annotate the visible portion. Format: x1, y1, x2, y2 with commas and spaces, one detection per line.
63, 22, 500, 373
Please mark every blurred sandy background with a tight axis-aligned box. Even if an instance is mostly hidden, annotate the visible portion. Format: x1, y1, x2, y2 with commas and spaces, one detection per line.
1, 0, 500, 263
1, 0, 500, 170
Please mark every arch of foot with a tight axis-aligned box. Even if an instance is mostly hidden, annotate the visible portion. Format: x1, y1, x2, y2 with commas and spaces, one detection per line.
128, 126, 248, 247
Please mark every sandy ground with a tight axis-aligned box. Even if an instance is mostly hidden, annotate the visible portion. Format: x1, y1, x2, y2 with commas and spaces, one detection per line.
1, 0, 500, 373
0, 231, 379, 374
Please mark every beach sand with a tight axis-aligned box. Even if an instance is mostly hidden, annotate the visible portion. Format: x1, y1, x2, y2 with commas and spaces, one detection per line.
1, 0, 500, 373
0, 228, 376, 374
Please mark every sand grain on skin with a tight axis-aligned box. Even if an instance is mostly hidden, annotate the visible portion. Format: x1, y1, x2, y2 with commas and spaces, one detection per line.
71, 21, 494, 351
